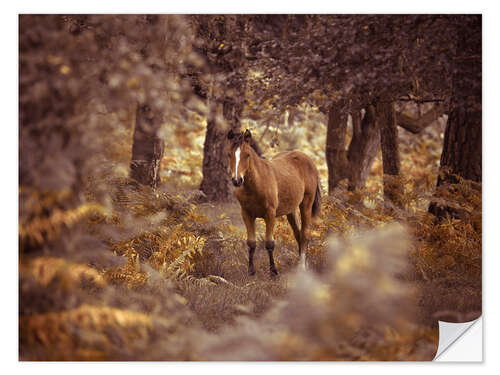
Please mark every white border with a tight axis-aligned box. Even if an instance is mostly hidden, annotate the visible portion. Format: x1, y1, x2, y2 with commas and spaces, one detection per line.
5, 1, 499, 373
6, 0, 489, 14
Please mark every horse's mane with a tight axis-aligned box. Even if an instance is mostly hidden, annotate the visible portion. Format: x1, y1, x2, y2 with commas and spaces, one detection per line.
230, 132, 263, 158
249, 138, 263, 157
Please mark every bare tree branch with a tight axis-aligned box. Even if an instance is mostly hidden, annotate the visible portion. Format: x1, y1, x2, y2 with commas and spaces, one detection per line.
396, 104, 446, 134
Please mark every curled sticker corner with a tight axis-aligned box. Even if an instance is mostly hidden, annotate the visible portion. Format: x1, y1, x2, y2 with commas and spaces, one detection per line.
434, 316, 482, 361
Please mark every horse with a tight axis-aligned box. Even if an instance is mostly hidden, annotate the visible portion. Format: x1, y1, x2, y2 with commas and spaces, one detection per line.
227, 129, 321, 277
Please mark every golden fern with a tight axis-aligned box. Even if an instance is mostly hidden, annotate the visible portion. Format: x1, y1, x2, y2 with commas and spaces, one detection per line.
20, 201, 106, 247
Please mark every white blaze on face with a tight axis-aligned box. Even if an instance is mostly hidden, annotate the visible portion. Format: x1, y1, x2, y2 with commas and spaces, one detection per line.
234, 147, 241, 179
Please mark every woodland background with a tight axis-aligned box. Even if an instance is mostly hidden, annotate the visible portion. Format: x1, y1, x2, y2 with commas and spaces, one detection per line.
19, 14, 481, 360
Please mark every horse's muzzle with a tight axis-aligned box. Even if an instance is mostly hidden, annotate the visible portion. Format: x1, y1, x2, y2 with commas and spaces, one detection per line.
232, 177, 244, 187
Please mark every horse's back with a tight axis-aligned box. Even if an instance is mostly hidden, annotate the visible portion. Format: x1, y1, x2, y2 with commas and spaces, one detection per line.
271, 151, 318, 180
270, 151, 319, 216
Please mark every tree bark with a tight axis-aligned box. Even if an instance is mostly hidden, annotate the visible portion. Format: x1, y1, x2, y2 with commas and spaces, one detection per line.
195, 16, 249, 201
377, 100, 403, 204
199, 92, 244, 201
429, 16, 482, 217
347, 105, 380, 190
437, 107, 481, 183
130, 104, 165, 189
325, 100, 349, 194
199, 118, 233, 201
326, 102, 380, 194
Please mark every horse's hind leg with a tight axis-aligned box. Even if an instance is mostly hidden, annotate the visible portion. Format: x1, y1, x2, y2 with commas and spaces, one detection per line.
299, 195, 314, 268
286, 210, 302, 254
241, 209, 257, 276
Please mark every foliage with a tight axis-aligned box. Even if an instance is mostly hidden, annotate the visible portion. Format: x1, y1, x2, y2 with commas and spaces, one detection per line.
226, 15, 459, 117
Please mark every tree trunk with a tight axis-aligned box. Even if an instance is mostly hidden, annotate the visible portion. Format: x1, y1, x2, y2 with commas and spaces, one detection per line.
130, 104, 165, 189
199, 118, 233, 201
325, 101, 349, 194
436, 108, 481, 183
377, 100, 403, 204
326, 102, 380, 194
429, 16, 482, 217
195, 15, 248, 202
347, 105, 380, 190
199, 96, 243, 201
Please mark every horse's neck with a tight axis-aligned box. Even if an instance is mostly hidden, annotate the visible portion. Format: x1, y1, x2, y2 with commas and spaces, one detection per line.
245, 149, 265, 189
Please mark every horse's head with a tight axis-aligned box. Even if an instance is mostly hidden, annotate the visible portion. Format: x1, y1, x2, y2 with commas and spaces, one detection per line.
227, 129, 253, 187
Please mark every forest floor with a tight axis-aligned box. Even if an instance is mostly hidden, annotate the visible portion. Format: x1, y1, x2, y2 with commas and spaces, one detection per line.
19, 108, 481, 361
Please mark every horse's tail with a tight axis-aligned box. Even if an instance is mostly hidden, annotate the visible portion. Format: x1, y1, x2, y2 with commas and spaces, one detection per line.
312, 180, 321, 218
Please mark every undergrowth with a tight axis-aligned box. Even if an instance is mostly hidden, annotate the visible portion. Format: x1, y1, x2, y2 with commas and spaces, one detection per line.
19, 110, 481, 360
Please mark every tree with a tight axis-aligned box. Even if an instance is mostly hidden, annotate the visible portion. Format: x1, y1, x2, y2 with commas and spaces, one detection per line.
191, 15, 250, 201
325, 99, 349, 193
325, 100, 380, 194
130, 104, 165, 189
429, 15, 482, 218
377, 100, 403, 204
347, 106, 380, 190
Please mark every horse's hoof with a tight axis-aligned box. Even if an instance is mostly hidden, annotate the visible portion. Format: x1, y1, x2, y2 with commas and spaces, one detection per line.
249, 269, 256, 276
270, 269, 278, 278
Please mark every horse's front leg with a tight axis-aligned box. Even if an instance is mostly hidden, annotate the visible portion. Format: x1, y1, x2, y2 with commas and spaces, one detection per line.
241, 209, 257, 276
264, 211, 278, 277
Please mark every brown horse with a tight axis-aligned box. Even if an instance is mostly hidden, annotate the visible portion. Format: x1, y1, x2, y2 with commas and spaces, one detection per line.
227, 129, 321, 276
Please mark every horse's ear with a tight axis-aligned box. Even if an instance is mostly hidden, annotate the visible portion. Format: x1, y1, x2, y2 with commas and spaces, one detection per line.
244, 129, 252, 142
227, 129, 235, 140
